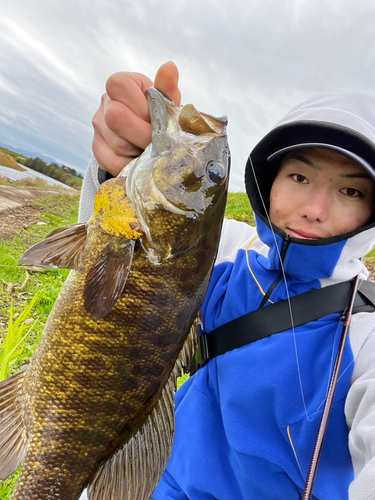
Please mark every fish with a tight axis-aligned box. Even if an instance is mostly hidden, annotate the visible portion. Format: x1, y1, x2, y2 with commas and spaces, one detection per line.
0, 87, 230, 499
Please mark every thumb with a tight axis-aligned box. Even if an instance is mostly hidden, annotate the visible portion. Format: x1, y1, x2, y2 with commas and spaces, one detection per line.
154, 61, 181, 105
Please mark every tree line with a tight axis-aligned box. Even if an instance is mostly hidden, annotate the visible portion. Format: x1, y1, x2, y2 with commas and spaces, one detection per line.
18, 156, 83, 189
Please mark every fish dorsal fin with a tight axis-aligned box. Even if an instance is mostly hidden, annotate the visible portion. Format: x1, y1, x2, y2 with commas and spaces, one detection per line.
83, 238, 135, 321
86, 316, 200, 499
0, 361, 29, 480
18, 223, 88, 270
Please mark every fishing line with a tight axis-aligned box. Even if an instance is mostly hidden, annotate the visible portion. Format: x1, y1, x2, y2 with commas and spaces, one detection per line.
245, 153, 312, 422
228, 128, 312, 421
315, 275, 364, 415
315, 318, 343, 415
302, 274, 361, 499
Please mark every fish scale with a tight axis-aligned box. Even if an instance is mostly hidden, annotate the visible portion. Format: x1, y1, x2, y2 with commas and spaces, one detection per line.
15, 251, 206, 497
0, 87, 230, 499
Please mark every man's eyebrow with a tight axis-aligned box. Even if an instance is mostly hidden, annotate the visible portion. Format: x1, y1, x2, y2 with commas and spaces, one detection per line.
340, 171, 372, 180
288, 154, 318, 168
289, 154, 373, 180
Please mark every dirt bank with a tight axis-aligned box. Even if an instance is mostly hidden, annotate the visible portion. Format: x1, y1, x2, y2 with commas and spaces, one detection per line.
0, 186, 79, 239
0, 185, 77, 212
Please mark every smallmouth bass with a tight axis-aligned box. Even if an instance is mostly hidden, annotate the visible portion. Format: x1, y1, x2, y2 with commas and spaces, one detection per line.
0, 88, 230, 499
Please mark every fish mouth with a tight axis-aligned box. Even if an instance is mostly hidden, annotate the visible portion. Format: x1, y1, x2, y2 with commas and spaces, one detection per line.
121, 87, 228, 262
123, 87, 200, 230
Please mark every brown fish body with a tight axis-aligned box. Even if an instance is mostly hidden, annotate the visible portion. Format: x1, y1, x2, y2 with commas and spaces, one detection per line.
14, 227, 215, 498
0, 88, 229, 499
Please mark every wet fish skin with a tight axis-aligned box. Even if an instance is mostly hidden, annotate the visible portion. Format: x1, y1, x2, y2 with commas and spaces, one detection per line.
0, 88, 229, 499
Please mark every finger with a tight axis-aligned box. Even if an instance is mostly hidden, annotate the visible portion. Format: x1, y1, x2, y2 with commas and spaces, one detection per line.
154, 61, 181, 105
105, 132, 144, 159
106, 71, 153, 121
92, 132, 134, 176
92, 109, 143, 161
103, 99, 153, 150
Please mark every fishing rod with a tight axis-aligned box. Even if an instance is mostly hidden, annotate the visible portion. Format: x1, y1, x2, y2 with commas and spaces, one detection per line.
301, 273, 361, 500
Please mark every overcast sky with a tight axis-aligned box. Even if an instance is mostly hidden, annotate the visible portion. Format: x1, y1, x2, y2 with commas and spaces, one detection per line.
1, 0, 375, 191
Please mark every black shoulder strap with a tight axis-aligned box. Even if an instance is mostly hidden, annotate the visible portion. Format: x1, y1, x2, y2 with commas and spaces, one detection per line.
188, 280, 375, 375
354, 279, 375, 312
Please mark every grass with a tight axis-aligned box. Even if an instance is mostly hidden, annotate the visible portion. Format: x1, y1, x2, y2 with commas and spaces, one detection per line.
0, 147, 27, 163
0, 173, 58, 189
0, 469, 20, 500
0, 292, 41, 381
0, 152, 24, 172
0, 194, 80, 364
225, 192, 254, 225
365, 245, 375, 262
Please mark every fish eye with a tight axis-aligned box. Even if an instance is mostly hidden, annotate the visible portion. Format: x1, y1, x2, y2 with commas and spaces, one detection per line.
206, 161, 226, 184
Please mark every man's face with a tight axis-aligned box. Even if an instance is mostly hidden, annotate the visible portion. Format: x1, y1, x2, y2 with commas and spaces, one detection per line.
269, 148, 374, 239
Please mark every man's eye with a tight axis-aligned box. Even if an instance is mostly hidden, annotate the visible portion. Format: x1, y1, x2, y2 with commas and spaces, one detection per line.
341, 187, 362, 198
291, 174, 308, 184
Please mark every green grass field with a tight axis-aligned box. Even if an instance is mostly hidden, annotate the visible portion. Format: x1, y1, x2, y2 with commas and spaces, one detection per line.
0, 194, 80, 372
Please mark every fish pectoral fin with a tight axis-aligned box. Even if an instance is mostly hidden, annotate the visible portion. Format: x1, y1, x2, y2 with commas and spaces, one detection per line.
18, 223, 88, 270
0, 361, 29, 480
83, 238, 135, 321
87, 381, 175, 500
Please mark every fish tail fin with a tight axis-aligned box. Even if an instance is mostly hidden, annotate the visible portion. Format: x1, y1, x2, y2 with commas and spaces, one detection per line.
0, 361, 29, 480
86, 316, 200, 500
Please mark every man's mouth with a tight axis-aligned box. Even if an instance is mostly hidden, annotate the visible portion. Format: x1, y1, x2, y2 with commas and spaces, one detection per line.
287, 228, 321, 240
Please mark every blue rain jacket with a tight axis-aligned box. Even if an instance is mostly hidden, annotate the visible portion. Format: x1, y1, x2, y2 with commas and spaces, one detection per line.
152, 215, 364, 500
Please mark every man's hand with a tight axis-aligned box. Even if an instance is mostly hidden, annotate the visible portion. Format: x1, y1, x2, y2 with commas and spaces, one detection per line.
92, 61, 181, 176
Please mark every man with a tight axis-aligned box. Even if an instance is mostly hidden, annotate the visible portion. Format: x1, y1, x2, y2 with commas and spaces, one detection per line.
79, 62, 375, 499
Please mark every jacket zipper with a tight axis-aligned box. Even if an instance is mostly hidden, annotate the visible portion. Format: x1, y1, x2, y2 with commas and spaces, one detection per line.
259, 234, 291, 308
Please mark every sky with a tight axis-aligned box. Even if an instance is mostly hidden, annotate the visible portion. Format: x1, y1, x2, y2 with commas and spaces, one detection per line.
1, 0, 375, 192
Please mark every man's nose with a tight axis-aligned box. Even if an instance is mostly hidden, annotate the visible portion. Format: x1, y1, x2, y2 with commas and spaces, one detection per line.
297, 190, 330, 222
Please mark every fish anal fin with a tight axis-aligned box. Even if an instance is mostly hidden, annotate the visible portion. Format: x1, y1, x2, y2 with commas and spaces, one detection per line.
83, 238, 135, 321
87, 381, 175, 500
18, 223, 88, 270
0, 363, 29, 480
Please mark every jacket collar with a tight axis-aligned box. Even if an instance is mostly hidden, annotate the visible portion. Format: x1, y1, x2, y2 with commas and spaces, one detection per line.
255, 215, 375, 283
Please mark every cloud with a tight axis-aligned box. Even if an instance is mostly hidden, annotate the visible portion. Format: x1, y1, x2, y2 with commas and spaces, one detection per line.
0, 0, 375, 189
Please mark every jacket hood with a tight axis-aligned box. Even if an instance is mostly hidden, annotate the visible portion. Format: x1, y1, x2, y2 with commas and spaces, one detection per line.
245, 90, 375, 241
